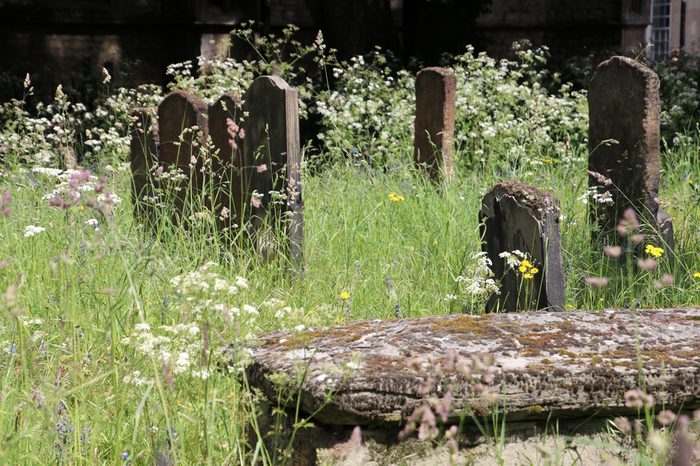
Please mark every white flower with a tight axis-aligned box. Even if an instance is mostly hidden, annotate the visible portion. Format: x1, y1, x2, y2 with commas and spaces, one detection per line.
85, 218, 99, 227
234, 276, 249, 289
24, 225, 45, 237
243, 305, 259, 316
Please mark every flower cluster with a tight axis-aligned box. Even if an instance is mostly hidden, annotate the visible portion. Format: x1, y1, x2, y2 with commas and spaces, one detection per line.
122, 263, 256, 386
455, 252, 500, 298
387, 192, 405, 202
499, 250, 539, 279
35, 167, 121, 214
398, 350, 499, 455
645, 244, 664, 258
122, 322, 210, 383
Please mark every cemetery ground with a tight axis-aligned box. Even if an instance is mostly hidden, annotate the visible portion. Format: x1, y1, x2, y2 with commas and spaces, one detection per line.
1, 28, 700, 464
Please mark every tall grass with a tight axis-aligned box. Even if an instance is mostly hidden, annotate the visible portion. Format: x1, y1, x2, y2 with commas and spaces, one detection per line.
0, 28, 698, 464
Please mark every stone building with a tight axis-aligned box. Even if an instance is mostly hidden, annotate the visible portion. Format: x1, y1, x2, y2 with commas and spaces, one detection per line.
2, 0, 698, 102
650, 0, 700, 60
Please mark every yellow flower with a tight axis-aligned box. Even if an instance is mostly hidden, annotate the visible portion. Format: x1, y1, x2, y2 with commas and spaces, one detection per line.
518, 265, 527, 273
388, 192, 405, 202
693, 272, 700, 279
523, 273, 534, 279
529, 267, 539, 274
520, 259, 533, 268
644, 244, 664, 258
340, 290, 350, 300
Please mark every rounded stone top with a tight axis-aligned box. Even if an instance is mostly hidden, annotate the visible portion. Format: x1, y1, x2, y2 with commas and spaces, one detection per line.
481, 180, 560, 219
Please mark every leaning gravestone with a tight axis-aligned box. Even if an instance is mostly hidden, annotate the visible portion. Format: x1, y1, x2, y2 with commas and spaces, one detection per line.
208, 93, 244, 232
588, 56, 673, 247
130, 107, 158, 225
157, 90, 209, 218
480, 181, 564, 312
241, 76, 303, 267
414, 67, 456, 181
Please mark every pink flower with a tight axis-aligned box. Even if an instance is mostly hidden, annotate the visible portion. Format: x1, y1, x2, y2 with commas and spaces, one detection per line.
636, 258, 658, 271
250, 198, 261, 208
585, 276, 610, 287
624, 389, 654, 409
349, 426, 362, 447
0, 190, 11, 217
256, 164, 267, 173
656, 410, 676, 426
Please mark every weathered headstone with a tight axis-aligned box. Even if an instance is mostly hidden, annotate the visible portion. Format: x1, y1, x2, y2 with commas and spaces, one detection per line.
247, 307, 700, 464
414, 67, 456, 180
157, 90, 209, 218
208, 93, 244, 232
241, 76, 303, 267
249, 307, 700, 426
588, 56, 673, 247
479, 181, 564, 312
129, 107, 158, 225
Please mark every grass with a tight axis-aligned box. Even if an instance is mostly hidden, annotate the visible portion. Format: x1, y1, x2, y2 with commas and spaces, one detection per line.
0, 140, 698, 463
0, 39, 699, 464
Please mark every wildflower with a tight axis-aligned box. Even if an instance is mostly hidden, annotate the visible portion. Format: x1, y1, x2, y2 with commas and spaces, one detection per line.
388, 192, 405, 202
656, 409, 676, 426
24, 225, 45, 237
585, 276, 610, 287
515, 257, 538, 278
693, 272, 700, 279
645, 244, 664, 258
653, 273, 675, 289
23, 73, 31, 89
624, 389, 654, 409
101, 67, 111, 84
612, 416, 632, 434
603, 245, 622, 258
349, 426, 362, 447
0, 190, 10, 217
340, 290, 350, 300
250, 191, 263, 208
313, 30, 326, 52
636, 258, 658, 271
617, 208, 640, 238
647, 431, 668, 455
256, 164, 267, 173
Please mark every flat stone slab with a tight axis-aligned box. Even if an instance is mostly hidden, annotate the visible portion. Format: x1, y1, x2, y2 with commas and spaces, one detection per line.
247, 308, 700, 426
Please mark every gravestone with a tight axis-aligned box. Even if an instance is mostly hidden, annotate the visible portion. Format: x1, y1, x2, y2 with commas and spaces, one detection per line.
157, 90, 209, 218
129, 107, 158, 225
208, 93, 244, 232
247, 307, 700, 464
479, 181, 564, 312
241, 76, 303, 267
414, 67, 456, 180
588, 56, 673, 247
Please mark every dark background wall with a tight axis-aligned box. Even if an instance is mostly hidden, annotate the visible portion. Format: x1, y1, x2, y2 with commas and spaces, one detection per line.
0, 0, 651, 103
